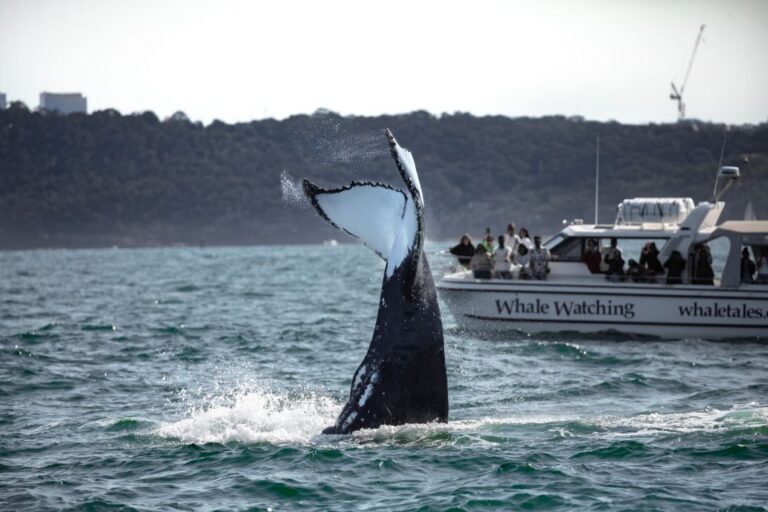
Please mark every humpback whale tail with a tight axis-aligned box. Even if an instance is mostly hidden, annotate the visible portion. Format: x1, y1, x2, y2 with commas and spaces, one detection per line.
303, 129, 448, 434
303, 129, 424, 278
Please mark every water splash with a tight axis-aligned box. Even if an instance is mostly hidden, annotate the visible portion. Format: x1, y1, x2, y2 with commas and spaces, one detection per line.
280, 171, 309, 208
158, 380, 339, 445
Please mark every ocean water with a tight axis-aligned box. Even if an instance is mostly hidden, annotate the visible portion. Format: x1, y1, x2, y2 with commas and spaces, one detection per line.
1, 244, 767, 511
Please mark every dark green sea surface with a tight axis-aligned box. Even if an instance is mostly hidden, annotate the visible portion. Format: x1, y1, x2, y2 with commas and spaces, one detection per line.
1, 245, 767, 511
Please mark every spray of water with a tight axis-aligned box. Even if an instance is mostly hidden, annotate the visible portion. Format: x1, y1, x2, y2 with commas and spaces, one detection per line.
280, 171, 309, 209
157, 370, 340, 444
323, 132, 388, 164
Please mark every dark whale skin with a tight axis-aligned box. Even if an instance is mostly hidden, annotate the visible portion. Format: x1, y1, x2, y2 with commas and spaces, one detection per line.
321, 248, 447, 434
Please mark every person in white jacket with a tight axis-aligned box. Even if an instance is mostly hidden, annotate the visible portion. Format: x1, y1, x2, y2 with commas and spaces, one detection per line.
517, 243, 531, 279
504, 223, 521, 257
494, 235, 513, 279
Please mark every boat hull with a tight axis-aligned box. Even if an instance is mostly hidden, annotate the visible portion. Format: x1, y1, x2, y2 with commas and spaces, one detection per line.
437, 276, 768, 339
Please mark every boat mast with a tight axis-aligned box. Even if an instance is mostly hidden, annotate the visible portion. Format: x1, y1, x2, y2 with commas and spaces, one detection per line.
594, 136, 600, 224
711, 130, 728, 201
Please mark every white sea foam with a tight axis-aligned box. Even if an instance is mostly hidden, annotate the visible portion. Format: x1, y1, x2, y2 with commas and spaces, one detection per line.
448, 403, 768, 438
157, 383, 339, 445
594, 403, 768, 436
157, 402, 767, 446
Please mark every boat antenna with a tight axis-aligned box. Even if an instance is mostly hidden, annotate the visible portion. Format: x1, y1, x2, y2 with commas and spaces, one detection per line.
711, 128, 741, 202
711, 130, 728, 201
594, 135, 600, 224
717, 130, 728, 170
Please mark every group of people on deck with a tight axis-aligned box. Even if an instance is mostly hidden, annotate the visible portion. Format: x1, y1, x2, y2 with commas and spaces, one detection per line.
584, 238, 768, 285
449, 225, 768, 285
581, 237, 693, 284
449, 224, 551, 280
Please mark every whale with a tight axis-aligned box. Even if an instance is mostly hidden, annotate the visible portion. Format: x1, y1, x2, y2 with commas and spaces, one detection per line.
303, 129, 448, 434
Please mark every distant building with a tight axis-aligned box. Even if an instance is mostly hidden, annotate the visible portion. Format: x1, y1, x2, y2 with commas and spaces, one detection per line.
39, 92, 87, 114
0, 92, 6, 110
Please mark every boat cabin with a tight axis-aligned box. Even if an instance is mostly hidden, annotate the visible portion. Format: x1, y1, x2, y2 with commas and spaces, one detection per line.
543, 201, 768, 287
701, 221, 768, 288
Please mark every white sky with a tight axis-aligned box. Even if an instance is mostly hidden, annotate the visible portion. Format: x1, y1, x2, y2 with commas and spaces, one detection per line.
1, 0, 766, 125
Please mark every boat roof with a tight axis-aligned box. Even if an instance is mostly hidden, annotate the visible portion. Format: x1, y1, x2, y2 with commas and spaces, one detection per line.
710, 221, 768, 237
555, 223, 680, 239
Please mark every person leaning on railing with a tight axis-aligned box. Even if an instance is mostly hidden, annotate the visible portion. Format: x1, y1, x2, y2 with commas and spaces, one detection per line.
449, 234, 475, 269
470, 244, 494, 279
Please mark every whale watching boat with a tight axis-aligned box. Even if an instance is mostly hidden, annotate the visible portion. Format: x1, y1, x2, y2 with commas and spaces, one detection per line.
437, 166, 768, 338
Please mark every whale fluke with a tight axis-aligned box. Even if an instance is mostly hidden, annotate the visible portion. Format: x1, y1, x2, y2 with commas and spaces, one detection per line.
303, 129, 448, 434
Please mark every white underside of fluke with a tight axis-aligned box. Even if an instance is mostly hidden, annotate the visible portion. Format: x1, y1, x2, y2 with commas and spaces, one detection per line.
312, 183, 418, 277
386, 198, 417, 277
307, 131, 424, 279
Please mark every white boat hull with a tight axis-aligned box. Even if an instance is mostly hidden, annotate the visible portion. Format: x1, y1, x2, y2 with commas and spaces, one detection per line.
437, 275, 768, 339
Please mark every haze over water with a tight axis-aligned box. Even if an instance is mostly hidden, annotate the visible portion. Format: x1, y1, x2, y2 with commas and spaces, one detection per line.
1, 244, 767, 510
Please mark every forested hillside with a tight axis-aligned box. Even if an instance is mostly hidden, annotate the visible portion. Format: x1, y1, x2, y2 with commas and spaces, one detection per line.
1, 103, 766, 249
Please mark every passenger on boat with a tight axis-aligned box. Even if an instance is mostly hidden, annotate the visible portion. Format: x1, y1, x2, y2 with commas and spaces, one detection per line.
639, 241, 664, 283
480, 234, 496, 254
519, 228, 534, 250
470, 244, 494, 279
494, 235, 514, 279
530, 236, 551, 280
692, 243, 714, 285
626, 260, 644, 283
449, 234, 475, 268
504, 224, 521, 256
582, 238, 602, 274
757, 254, 768, 284
663, 250, 686, 285
517, 244, 531, 279
603, 238, 625, 282
740, 248, 756, 284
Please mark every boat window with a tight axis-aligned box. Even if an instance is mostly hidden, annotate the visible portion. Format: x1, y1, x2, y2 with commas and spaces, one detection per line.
549, 237, 584, 261
543, 235, 564, 251
708, 237, 730, 281
688, 237, 729, 286
746, 244, 768, 285
619, 238, 670, 264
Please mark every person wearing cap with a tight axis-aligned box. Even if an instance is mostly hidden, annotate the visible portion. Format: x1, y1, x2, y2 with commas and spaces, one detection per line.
480, 233, 495, 254
529, 236, 551, 280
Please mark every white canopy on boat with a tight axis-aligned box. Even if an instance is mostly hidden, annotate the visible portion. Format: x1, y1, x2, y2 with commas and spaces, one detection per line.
710, 221, 768, 236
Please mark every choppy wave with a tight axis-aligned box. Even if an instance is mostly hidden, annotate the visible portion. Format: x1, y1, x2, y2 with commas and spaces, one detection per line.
2, 244, 767, 511
156, 374, 768, 449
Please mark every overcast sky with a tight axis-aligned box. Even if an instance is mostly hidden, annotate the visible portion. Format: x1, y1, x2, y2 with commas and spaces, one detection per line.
1, 0, 766, 125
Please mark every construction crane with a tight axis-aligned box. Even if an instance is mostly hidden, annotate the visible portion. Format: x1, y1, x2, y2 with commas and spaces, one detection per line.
670, 24, 706, 121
